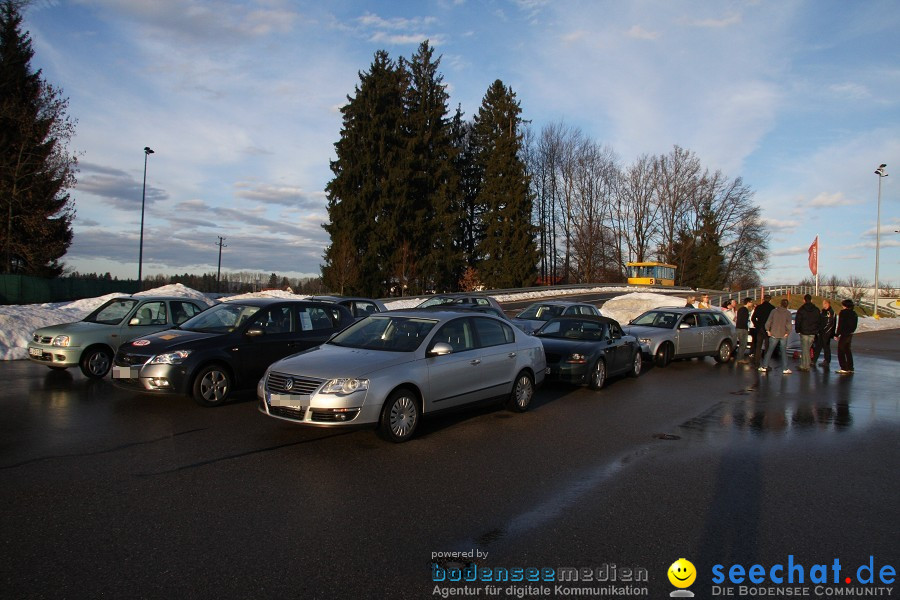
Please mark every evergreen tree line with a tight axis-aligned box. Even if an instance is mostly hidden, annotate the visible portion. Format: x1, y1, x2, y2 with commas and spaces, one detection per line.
0, 0, 76, 277
322, 42, 770, 296
530, 130, 770, 290
66, 271, 326, 295
322, 42, 537, 297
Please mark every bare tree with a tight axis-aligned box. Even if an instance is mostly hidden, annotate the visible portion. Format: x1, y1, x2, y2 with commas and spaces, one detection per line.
844, 275, 869, 306
823, 274, 842, 299
616, 154, 659, 264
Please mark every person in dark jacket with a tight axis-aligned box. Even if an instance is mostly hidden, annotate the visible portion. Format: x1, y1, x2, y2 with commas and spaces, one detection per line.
835, 299, 858, 374
735, 298, 754, 363
795, 294, 821, 371
812, 299, 836, 366
750, 295, 774, 363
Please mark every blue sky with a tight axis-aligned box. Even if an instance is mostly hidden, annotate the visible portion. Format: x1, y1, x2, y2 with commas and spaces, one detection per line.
23, 0, 900, 287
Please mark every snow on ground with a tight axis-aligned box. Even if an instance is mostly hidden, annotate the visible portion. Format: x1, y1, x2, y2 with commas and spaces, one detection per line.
1, 284, 896, 361
598, 292, 687, 325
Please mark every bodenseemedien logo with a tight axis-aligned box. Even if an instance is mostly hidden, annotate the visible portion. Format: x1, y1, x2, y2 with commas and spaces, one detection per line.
668, 558, 696, 598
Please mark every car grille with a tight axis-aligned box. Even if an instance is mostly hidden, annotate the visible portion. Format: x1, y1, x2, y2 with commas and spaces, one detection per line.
269, 406, 307, 421
115, 351, 153, 367
266, 372, 325, 395
33, 335, 53, 344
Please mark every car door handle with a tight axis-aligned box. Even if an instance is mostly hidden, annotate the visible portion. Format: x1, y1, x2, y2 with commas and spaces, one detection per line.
508, 352, 516, 358
470, 359, 481, 366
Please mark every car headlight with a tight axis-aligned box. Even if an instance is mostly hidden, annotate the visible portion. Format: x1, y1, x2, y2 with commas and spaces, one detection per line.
52, 335, 71, 347
639, 338, 652, 345
565, 353, 587, 364
148, 350, 192, 365
321, 378, 369, 395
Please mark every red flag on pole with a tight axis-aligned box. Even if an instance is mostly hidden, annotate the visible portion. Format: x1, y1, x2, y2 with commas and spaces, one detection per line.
808, 236, 818, 276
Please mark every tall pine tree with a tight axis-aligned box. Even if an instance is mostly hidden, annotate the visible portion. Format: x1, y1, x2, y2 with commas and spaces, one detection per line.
0, 0, 76, 276
470, 80, 537, 288
322, 51, 407, 296
401, 41, 461, 293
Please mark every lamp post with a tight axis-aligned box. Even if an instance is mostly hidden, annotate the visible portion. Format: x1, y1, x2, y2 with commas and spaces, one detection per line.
873, 164, 887, 318
138, 146, 154, 288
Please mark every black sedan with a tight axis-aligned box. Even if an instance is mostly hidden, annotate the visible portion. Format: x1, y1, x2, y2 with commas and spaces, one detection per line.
111, 298, 353, 406
534, 315, 642, 390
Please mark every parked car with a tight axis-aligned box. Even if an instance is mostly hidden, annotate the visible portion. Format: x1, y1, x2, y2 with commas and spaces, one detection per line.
308, 296, 387, 319
415, 293, 504, 313
28, 295, 207, 378
111, 299, 353, 406
513, 300, 602, 333
257, 309, 547, 443
410, 303, 513, 323
535, 315, 642, 389
623, 307, 736, 367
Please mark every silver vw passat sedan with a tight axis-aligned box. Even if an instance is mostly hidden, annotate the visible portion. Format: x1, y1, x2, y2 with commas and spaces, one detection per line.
257, 310, 546, 442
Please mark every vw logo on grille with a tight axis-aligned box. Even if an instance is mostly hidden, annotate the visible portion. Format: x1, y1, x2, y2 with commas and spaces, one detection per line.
283, 378, 294, 391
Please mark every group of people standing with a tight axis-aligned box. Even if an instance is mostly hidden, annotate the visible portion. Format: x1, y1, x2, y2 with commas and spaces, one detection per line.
724, 293, 859, 375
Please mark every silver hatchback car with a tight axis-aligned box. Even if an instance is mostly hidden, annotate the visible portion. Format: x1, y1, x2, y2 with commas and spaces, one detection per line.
257, 310, 546, 442
623, 307, 736, 367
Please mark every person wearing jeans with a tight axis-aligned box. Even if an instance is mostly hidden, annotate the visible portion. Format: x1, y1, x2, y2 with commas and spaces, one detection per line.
760, 299, 793, 374
735, 298, 753, 363
795, 294, 821, 371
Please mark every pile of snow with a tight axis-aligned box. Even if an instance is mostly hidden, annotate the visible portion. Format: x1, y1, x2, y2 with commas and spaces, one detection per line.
857, 316, 900, 333
383, 286, 676, 311
599, 292, 686, 325
218, 289, 305, 301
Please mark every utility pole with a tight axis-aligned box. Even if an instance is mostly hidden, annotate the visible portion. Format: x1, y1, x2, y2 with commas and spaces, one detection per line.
215, 236, 227, 293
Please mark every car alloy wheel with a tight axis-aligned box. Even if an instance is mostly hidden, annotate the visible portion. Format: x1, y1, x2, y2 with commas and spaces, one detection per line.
193, 365, 232, 407
506, 371, 533, 412
715, 340, 733, 364
80, 347, 112, 379
379, 388, 419, 442
630, 351, 642, 377
589, 359, 606, 390
654, 343, 672, 368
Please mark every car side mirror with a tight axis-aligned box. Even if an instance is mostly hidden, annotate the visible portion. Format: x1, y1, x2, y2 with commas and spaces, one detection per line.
427, 342, 452, 357
245, 327, 264, 337
679, 323, 691, 329
129, 318, 140, 326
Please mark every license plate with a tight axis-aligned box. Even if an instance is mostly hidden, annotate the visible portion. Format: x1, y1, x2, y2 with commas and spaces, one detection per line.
112, 366, 141, 378
268, 393, 309, 408
28, 347, 43, 357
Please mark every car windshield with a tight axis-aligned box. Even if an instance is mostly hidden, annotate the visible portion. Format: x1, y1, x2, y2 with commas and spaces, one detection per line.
83, 298, 139, 325
417, 296, 466, 308
328, 315, 437, 352
536, 318, 607, 340
517, 304, 565, 321
178, 303, 261, 333
630, 310, 680, 329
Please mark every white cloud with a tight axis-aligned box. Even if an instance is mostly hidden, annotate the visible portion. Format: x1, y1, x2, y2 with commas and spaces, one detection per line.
625, 25, 658, 40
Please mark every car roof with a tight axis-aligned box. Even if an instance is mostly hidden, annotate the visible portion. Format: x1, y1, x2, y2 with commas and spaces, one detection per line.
217, 297, 341, 307
544, 314, 617, 324
112, 295, 207, 303
643, 306, 720, 313
382, 309, 508, 322
524, 299, 591, 306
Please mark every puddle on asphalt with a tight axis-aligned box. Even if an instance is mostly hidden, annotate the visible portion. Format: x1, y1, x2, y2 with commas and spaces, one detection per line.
674, 363, 900, 441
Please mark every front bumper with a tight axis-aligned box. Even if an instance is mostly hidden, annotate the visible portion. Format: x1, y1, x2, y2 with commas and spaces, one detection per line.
257, 373, 382, 427
110, 363, 191, 395
27, 345, 80, 368
544, 362, 590, 385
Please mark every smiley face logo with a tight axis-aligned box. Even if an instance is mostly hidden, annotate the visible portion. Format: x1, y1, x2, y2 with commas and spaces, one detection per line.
668, 558, 696, 588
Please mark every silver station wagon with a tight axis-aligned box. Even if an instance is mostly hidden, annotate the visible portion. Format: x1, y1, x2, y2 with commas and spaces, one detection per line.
622, 307, 736, 367
257, 310, 547, 442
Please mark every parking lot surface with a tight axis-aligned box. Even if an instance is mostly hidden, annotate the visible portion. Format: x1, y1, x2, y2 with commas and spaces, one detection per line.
1, 328, 897, 599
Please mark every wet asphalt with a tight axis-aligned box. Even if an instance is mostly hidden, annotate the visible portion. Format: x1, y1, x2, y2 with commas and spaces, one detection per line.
0, 325, 897, 599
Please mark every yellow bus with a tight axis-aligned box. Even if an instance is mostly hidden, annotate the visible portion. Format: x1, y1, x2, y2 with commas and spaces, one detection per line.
626, 262, 677, 286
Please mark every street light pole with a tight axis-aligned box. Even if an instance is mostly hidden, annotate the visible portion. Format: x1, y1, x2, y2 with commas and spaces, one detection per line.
874, 164, 887, 318
138, 146, 155, 288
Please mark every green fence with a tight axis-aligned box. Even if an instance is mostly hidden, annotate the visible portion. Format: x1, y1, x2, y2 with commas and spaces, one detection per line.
0, 274, 141, 305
